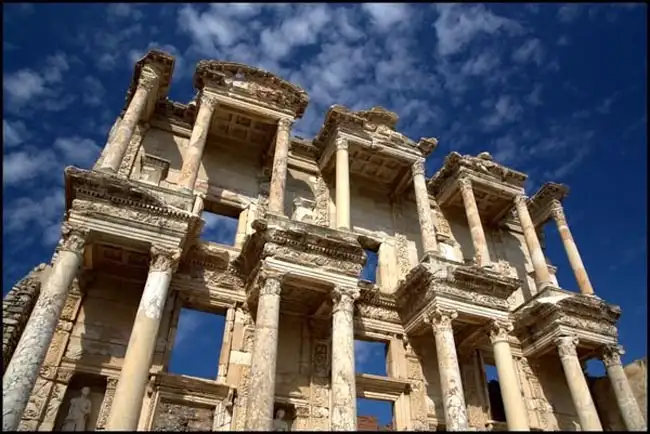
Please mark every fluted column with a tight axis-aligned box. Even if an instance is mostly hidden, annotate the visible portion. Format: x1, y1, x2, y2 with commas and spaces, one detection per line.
178, 93, 219, 192
550, 200, 595, 295
335, 138, 351, 230
267, 118, 293, 215
245, 274, 283, 431
487, 320, 529, 431
600, 345, 647, 431
100, 73, 158, 173
412, 159, 438, 256
554, 336, 602, 431
425, 307, 469, 431
106, 246, 181, 430
514, 195, 552, 289
330, 286, 360, 431
458, 177, 490, 267
2, 224, 89, 431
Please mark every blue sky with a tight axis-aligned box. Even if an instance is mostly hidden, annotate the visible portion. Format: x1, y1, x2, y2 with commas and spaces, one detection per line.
3, 3, 646, 422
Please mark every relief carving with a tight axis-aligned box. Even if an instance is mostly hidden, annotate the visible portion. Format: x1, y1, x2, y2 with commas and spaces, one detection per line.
59, 223, 89, 255
149, 245, 182, 272
311, 176, 330, 226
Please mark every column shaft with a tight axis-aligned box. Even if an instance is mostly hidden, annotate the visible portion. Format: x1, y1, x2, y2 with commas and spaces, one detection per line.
2, 224, 87, 431
100, 75, 156, 173
245, 276, 283, 431
458, 178, 491, 267
555, 336, 603, 431
428, 308, 469, 431
106, 246, 180, 430
551, 201, 594, 295
489, 321, 529, 431
267, 118, 292, 215
514, 195, 552, 289
217, 307, 235, 382
178, 94, 218, 192
330, 286, 360, 431
412, 160, 438, 256
335, 138, 351, 230
601, 345, 647, 431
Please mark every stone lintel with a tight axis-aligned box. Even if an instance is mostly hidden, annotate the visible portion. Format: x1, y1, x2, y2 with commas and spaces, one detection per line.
150, 371, 234, 404
355, 373, 410, 401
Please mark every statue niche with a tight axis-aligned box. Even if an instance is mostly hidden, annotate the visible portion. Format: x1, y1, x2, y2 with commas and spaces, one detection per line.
61, 387, 92, 431
272, 405, 296, 431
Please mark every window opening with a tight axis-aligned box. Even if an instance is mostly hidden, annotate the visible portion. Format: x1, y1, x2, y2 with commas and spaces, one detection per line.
200, 200, 239, 246
484, 363, 506, 422
355, 339, 388, 376
357, 398, 394, 431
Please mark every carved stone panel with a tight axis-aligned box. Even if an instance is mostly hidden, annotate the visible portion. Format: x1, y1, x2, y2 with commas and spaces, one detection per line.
151, 400, 215, 431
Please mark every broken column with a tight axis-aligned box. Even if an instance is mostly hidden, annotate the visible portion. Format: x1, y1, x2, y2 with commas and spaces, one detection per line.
458, 177, 491, 267
554, 336, 603, 431
2, 223, 88, 431
412, 159, 438, 257
100, 70, 159, 173
426, 307, 469, 431
178, 93, 219, 192
106, 245, 181, 430
330, 285, 360, 431
514, 194, 552, 289
245, 274, 283, 431
267, 118, 293, 215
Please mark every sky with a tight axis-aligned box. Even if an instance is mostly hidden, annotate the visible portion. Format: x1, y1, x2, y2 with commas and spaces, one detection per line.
2, 2, 647, 424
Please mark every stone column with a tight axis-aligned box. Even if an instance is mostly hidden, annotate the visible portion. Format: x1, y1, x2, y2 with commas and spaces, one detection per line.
458, 178, 491, 267
245, 274, 283, 431
600, 344, 647, 431
412, 159, 438, 256
425, 307, 469, 431
550, 200, 595, 295
487, 320, 530, 431
2, 223, 88, 431
217, 307, 235, 382
514, 195, 552, 289
335, 138, 351, 230
106, 246, 181, 431
554, 336, 603, 431
178, 93, 219, 192
267, 118, 293, 215
100, 74, 158, 173
330, 286, 360, 431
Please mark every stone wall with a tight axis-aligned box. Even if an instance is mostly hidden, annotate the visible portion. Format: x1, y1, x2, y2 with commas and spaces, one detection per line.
151, 401, 215, 431
590, 358, 647, 430
2, 264, 47, 371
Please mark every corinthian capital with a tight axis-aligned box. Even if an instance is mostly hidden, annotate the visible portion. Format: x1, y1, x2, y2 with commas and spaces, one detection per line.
59, 223, 89, 255
411, 159, 426, 177
554, 335, 579, 358
258, 272, 283, 296
487, 320, 514, 344
458, 177, 472, 192
199, 93, 219, 110
550, 200, 567, 225
137, 74, 158, 92
332, 286, 359, 313
149, 245, 181, 272
513, 194, 529, 207
600, 344, 624, 368
335, 137, 348, 151
277, 117, 293, 132
424, 307, 458, 333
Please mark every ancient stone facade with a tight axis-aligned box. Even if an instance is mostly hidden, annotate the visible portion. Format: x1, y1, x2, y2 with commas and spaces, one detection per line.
2, 50, 646, 432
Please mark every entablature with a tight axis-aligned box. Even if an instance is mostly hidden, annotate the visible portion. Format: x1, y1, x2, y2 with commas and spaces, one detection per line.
527, 182, 570, 227
149, 371, 234, 406
122, 49, 175, 120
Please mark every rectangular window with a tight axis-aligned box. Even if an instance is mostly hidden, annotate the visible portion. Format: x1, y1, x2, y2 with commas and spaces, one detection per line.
201, 199, 240, 246
356, 398, 394, 431
359, 236, 381, 284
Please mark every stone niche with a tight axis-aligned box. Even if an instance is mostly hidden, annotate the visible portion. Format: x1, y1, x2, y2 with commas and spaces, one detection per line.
272, 401, 296, 431
54, 373, 107, 431
151, 399, 216, 431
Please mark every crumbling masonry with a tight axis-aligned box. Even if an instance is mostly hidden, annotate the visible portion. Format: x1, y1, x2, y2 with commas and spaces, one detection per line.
2, 49, 646, 431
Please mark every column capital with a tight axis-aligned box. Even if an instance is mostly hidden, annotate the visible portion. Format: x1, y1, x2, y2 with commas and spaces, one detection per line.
149, 245, 181, 272
277, 117, 293, 131
550, 199, 567, 224
487, 319, 514, 344
335, 137, 349, 151
259, 272, 283, 296
60, 223, 89, 255
458, 176, 472, 192
331, 285, 360, 313
600, 344, 624, 368
199, 93, 219, 110
424, 307, 458, 333
554, 335, 579, 358
411, 159, 426, 177
513, 194, 529, 206
137, 74, 158, 92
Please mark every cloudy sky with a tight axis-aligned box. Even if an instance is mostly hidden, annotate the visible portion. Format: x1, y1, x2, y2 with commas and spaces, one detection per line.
3, 3, 646, 423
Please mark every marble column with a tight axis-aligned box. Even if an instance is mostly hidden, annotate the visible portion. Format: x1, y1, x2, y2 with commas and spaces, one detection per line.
330, 286, 360, 431
245, 274, 283, 431
514, 195, 552, 289
550, 200, 595, 295
178, 93, 219, 192
335, 137, 351, 230
2, 223, 88, 431
458, 178, 491, 267
100, 73, 158, 173
554, 336, 603, 431
426, 307, 469, 431
267, 118, 293, 215
412, 159, 438, 256
487, 320, 530, 431
106, 246, 181, 431
600, 344, 647, 431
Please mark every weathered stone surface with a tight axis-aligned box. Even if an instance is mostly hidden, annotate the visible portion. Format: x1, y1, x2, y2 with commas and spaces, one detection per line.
152, 401, 215, 431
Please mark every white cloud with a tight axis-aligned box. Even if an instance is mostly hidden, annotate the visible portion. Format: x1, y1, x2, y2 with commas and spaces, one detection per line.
558, 5, 582, 23
53, 136, 101, 168
3, 69, 48, 104
3, 189, 66, 246
512, 38, 544, 65
3, 119, 29, 147
361, 3, 410, 32
460, 50, 501, 76
481, 95, 523, 130
2, 149, 58, 185
81, 77, 106, 107
106, 4, 143, 21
